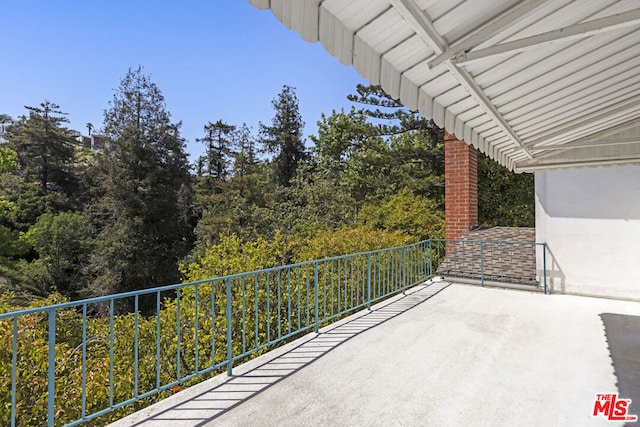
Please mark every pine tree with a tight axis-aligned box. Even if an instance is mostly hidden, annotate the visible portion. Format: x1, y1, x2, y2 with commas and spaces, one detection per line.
231, 124, 259, 179
8, 101, 76, 195
345, 84, 445, 205
91, 67, 193, 305
260, 85, 307, 187
347, 84, 439, 140
196, 120, 235, 184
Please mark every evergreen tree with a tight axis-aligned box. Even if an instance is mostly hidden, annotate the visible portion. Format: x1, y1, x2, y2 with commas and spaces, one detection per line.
8, 101, 77, 196
196, 120, 235, 185
91, 67, 193, 304
260, 85, 307, 187
344, 84, 445, 205
347, 84, 439, 141
231, 124, 259, 179
311, 108, 373, 180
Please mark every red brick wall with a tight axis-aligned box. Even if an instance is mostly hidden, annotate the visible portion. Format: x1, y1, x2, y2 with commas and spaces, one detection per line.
445, 131, 478, 242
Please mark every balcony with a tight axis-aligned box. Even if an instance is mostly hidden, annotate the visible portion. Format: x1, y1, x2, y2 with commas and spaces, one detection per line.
2, 239, 639, 426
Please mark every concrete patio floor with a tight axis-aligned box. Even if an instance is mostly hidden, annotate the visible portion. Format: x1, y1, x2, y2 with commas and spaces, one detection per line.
111, 281, 640, 427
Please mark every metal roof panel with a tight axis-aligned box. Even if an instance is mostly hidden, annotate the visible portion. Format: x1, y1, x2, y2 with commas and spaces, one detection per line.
251, 0, 640, 171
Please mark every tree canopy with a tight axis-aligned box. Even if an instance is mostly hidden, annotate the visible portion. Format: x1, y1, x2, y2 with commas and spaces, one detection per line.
0, 79, 533, 303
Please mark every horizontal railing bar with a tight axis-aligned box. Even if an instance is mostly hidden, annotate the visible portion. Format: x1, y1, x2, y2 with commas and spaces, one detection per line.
4, 237, 547, 427
0, 241, 430, 319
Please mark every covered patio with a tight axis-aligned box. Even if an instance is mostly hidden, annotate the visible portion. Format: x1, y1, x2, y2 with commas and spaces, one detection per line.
247, 0, 640, 302
112, 281, 640, 426
109, 2, 640, 424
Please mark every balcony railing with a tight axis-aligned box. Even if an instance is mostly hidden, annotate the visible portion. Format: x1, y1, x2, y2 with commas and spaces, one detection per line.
0, 239, 547, 427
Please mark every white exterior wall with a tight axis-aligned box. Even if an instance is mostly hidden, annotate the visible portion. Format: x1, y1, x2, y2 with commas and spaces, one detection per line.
535, 165, 640, 299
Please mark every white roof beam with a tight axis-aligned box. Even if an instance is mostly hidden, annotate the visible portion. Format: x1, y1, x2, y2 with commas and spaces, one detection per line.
517, 155, 640, 172
444, 64, 533, 159
390, 0, 448, 54
390, 0, 532, 160
457, 9, 640, 65
530, 137, 640, 152
523, 99, 640, 148
428, 0, 548, 70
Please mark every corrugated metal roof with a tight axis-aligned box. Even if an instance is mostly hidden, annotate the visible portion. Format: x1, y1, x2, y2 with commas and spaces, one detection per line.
249, 0, 640, 172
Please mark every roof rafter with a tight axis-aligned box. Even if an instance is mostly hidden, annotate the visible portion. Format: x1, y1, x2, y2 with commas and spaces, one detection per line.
444, 64, 533, 159
390, 0, 533, 161
523, 99, 640, 148
390, 0, 448, 54
456, 8, 640, 65
530, 137, 640, 152
428, 0, 548, 69
250, 0, 640, 172
517, 155, 640, 172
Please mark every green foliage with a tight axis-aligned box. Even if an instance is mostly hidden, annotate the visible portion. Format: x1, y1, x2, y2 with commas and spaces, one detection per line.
260, 85, 307, 187
478, 152, 535, 227
358, 188, 444, 241
347, 83, 441, 138
230, 124, 260, 181
7, 101, 77, 196
20, 212, 94, 298
91, 67, 194, 304
0, 146, 18, 176
294, 225, 413, 261
310, 108, 373, 179
181, 233, 287, 281
195, 120, 235, 183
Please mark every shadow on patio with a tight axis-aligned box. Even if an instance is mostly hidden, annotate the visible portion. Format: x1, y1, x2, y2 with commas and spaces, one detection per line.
111, 281, 450, 426
112, 281, 640, 427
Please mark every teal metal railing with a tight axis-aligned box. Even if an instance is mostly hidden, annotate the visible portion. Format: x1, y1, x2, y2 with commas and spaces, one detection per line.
0, 238, 547, 426
0, 241, 431, 427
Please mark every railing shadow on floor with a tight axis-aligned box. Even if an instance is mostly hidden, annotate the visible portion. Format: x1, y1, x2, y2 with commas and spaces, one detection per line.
115, 280, 451, 427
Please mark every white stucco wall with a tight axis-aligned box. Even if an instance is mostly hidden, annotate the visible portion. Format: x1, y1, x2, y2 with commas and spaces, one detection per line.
535, 165, 640, 299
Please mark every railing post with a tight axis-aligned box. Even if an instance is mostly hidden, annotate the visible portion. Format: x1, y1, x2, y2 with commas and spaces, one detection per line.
225, 278, 233, 376
47, 309, 56, 427
480, 242, 484, 287
11, 317, 17, 427
402, 247, 407, 295
543, 243, 547, 295
367, 253, 372, 310
428, 240, 432, 278
314, 262, 319, 333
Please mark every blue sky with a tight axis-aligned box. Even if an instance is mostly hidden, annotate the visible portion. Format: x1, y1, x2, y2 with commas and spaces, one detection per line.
1, 1, 366, 160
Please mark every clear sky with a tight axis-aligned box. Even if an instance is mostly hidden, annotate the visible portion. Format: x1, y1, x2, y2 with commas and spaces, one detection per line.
1, 1, 367, 160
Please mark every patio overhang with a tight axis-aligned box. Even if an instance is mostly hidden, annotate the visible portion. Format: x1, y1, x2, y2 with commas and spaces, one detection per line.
249, 0, 640, 173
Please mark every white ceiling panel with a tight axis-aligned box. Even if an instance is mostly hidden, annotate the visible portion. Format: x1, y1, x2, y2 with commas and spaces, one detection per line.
250, 0, 640, 172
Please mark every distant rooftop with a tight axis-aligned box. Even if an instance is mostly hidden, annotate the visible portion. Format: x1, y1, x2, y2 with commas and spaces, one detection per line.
437, 226, 538, 287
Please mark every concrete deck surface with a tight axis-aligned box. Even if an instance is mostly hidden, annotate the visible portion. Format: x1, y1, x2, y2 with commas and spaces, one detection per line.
111, 281, 640, 427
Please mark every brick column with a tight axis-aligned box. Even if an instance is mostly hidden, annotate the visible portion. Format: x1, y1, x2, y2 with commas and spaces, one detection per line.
445, 131, 478, 242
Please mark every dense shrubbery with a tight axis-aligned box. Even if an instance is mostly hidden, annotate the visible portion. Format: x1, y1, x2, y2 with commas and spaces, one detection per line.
1, 227, 426, 426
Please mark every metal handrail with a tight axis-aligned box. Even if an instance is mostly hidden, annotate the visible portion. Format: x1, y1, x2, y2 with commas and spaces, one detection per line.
1, 241, 432, 427
0, 238, 547, 426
